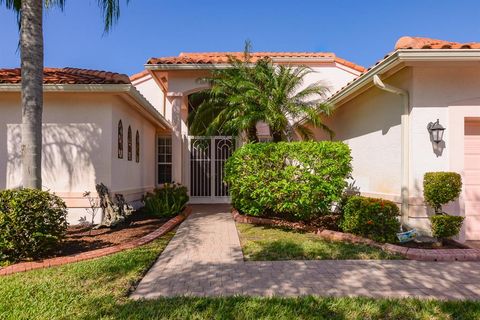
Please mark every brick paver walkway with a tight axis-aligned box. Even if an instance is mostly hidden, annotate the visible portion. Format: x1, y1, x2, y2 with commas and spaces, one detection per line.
131, 205, 480, 300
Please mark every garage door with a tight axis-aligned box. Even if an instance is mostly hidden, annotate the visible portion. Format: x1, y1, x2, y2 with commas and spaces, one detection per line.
464, 118, 480, 240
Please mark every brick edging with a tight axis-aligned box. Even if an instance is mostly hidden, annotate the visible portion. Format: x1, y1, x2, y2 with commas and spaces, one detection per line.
0, 206, 192, 276
232, 209, 480, 261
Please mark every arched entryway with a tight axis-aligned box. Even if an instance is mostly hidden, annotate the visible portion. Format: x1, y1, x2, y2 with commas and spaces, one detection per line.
186, 91, 237, 203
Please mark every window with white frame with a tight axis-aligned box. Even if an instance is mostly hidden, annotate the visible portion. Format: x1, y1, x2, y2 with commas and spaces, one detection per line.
157, 136, 172, 184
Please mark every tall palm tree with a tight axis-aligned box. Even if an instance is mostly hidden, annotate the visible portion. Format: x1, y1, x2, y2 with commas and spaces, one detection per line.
1, 0, 128, 189
189, 51, 333, 143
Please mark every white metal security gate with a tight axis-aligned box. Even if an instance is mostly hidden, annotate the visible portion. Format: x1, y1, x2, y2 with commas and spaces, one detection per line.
189, 136, 236, 203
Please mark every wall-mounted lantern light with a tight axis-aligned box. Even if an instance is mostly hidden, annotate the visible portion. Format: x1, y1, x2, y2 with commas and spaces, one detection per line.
427, 119, 446, 144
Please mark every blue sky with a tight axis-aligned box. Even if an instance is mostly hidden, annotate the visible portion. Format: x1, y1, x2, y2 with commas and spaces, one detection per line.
1, 0, 480, 75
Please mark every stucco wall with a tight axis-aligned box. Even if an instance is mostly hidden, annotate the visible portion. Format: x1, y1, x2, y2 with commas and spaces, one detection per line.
110, 95, 157, 205
133, 75, 166, 117
0, 92, 159, 225
408, 65, 480, 239
0, 93, 113, 224
310, 68, 411, 201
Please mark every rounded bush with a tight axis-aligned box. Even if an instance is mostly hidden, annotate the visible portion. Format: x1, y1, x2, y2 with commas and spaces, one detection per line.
225, 141, 352, 221
430, 215, 464, 239
0, 189, 68, 262
340, 196, 400, 243
423, 172, 462, 214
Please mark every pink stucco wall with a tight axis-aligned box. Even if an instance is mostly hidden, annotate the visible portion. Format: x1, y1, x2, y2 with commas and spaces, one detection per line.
0, 92, 160, 224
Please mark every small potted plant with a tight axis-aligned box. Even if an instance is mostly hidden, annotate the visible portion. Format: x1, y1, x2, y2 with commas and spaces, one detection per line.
423, 172, 464, 245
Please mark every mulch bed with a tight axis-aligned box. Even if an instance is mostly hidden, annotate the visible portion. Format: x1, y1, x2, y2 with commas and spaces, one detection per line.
54, 212, 168, 257
398, 239, 467, 250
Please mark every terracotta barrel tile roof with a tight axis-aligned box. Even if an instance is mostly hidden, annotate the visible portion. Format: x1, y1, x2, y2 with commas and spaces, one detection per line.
148, 52, 366, 73
129, 70, 150, 82
329, 36, 480, 103
0, 67, 131, 85
395, 36, 480, 50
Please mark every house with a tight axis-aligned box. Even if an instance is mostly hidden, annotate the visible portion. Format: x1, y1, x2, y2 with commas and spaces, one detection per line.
0, 68, 171, 224
0, 55, 362, 224
306, 36, 480, 241
131, 52, 364, 203
1, 36, 479, 242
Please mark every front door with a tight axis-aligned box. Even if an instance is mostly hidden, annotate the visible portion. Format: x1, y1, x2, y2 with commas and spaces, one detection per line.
189, 136, 236, 203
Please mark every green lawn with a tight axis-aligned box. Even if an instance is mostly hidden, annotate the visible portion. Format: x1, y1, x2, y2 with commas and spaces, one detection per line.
0, 229, 479, 320
236, 223, 401, 260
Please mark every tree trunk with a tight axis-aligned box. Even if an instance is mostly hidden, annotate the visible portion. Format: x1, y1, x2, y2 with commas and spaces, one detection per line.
21, 0, 44, 189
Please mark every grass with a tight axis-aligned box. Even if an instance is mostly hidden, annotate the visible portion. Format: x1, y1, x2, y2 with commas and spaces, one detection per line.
237, 223, 401, 260
0, 229, 479, 319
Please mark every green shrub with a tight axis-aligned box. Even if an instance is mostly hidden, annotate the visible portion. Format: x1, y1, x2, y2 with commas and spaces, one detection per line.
423, 172, 462, 214
143, 183, 189, 218
0, 189, 68, 262
340, 196, 400, 243
430, 215, 464, 239
224, 141, 352, 221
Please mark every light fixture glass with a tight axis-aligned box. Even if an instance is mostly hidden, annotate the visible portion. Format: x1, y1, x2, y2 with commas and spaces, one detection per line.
427, 119, 446, 143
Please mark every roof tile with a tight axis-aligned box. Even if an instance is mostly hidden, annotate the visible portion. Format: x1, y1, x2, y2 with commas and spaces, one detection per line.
0, 67, 131, 85
148, 52, 366, 73
395, 36, 480, 50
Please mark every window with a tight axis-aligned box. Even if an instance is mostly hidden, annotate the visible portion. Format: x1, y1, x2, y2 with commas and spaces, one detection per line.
127, 126, 132, 161
135, 130, 140, 163
118, 120, 123, 159
157, 136, 172, 184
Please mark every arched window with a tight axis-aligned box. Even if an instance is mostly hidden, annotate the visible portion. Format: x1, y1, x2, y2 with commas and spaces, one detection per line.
135, 130, 140, 163
118, 120, 123, 159
127, 126, 132, 161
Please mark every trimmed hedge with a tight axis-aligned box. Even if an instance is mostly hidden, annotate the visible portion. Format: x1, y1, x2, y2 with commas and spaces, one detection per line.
224, 141, 352, 221
430, 215, 464, 239
340, 196, 400, 243
0, 189, 68, 262
423, 172, 462, 214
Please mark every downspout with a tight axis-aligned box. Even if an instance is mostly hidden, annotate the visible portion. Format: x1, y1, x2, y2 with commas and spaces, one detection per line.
373, 75, 410, 224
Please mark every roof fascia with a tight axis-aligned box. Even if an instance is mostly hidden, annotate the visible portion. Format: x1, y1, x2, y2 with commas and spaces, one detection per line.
330, 50, 480, 106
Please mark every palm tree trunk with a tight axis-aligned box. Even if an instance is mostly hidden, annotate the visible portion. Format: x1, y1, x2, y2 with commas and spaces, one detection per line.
20, 0, 44, 189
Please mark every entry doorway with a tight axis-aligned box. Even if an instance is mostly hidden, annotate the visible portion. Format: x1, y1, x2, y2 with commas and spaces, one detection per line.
189, 136, 236, 204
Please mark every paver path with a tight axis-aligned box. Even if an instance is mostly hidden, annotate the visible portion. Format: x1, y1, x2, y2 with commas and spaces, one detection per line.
131, 205, 480, 300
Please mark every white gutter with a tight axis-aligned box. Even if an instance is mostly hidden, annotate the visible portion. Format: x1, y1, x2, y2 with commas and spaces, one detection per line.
373, 75, 410, 223
0, 83, 171, 130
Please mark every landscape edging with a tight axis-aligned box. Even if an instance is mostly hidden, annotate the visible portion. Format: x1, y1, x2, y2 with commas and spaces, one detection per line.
232, 208, 480, 261
0, 206, 192, 276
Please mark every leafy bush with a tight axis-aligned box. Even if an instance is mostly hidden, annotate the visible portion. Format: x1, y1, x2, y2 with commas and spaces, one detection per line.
423, 172, 462, 214
0, 189, 68, 262
340, 196, 400, 243
225, 141, 352, 221
143, 183, 189, 218
430, 215, 464, 239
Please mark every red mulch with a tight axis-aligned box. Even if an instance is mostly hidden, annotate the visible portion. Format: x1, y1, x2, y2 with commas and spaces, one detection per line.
398, 240, 466, 250
54, 212, 168, 257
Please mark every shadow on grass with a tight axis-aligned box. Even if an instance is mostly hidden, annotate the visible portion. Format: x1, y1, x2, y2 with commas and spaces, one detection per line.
79, 295, 480, 320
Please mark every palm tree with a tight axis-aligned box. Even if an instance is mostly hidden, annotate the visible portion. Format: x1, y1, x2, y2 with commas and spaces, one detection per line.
189, 50, 264, 143
1, 0, 127, 189
188, 48, 333, 143
254, 60, 333, 142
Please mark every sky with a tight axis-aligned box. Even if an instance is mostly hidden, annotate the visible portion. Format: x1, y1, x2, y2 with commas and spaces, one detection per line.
1, 0, 480, 76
